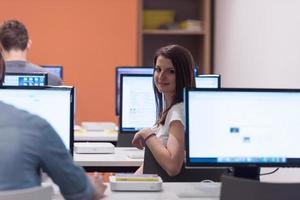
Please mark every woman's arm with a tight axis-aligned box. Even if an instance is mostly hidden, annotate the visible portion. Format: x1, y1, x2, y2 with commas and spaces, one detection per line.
145, 120, 185, 176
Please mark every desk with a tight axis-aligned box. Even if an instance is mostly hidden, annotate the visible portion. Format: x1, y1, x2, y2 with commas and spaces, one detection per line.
74, 147, 144, 172
52, 182, 221, 200
74, 130, 118, 142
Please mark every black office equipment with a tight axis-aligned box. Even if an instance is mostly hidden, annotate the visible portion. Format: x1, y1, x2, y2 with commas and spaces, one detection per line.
4, 72, 48, 86
195, 74, 221, 88
144, 146, 228, 182
185, 88, 300, 180
0, 86, 74, 154
115, 66, 154, 116
220, 175, 300, 200
41, 65, 63, 79
117, 74, 156, 147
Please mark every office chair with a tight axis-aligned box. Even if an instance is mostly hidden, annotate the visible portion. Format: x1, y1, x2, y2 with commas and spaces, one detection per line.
220, 175, 300, 200
143, 146, 229, 182
0, 185, 53, 200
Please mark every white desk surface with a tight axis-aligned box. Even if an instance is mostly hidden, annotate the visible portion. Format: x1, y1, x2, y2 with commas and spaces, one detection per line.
74, 147, 143, 167
74, 130, 118, 142
52, 182, 221, 200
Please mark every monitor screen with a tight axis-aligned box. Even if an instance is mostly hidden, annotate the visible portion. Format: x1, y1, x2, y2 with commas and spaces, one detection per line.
120, 74, 156, 132
185, 88, 300, 167
115, 67, 154, 115
4, 73, 48, 86
41, 65, 63, 79
195, 74, 221, 88
0, 86, 74, 153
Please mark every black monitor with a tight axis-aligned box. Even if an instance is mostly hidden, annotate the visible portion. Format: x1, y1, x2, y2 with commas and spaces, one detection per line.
115, 66, 154, 116
4, 72, 48, 86
185, 88, 300, 179
0, 86, 74, 154
41, 65, 63, 80
195, 74, 221, 88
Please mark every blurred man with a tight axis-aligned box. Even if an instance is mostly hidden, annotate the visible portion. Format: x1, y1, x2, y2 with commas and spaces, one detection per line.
0, 52, 106, 199
0, 19, 62, 85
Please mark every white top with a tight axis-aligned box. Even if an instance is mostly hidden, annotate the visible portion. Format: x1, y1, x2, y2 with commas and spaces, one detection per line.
156, 102, 184, 146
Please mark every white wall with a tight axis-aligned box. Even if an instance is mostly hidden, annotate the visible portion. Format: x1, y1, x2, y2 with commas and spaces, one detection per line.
214, 0, 300, 88
214, 0, 300, 182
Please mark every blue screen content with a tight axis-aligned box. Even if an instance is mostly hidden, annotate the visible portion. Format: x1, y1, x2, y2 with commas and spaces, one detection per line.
4, 74, 46, 86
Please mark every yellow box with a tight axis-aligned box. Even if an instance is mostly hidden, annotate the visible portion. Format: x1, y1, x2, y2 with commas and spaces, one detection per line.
143, 10, 175, 30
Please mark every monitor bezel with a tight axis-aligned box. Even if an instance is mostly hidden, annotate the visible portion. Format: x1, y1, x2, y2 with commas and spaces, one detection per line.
41, 65, 63, 79
0, 86, 74, 155
119, 73, 154, 133
115, 66, 154, 116
185, 87, 300, 168
196, 74, 221, 88
5, 72, 49, 86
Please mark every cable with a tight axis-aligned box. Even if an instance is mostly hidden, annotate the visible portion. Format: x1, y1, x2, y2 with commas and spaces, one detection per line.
260, 168, 279, 176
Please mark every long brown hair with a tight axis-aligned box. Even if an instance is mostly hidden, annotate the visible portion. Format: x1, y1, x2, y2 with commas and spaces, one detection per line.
153, 44, 195, 125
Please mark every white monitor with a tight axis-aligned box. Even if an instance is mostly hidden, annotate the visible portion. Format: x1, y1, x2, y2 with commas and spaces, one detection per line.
120, 74, 156, 132
4, 72, 48, 86
0, 86, 74, 153
185, 88, 300, 168
195, 74, 221, 88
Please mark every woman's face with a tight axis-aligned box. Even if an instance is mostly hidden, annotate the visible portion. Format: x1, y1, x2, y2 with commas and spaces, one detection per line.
154, 55, 176, 96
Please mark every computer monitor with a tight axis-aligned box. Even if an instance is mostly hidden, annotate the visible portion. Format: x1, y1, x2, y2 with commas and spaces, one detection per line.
41, 65, 63, 79
195, 74, 221, 88
0, 86, 74, 153
185, 88, 300, 179
115, 67, 154, 115
4, 72, 48, 86
120, 74, 156, 132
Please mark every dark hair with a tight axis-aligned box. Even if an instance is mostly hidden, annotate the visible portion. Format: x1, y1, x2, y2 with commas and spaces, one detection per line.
153, 44, 196, 125
0, 19, 29, 51
0, 51, 5, 85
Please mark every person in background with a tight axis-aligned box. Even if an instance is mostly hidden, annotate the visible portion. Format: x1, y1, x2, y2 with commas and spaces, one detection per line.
132, 44, 195, 176
0, 52, 106, 199
0, 19, 62, 85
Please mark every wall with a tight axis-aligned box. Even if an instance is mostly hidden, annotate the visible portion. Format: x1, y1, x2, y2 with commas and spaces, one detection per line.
214, 0, 300, 88
0, 0, 139, 124
214, 0, 300, 182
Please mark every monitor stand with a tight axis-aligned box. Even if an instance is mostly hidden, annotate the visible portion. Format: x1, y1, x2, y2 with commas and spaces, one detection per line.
233, 167, 260, 180
117, 132, 135, 147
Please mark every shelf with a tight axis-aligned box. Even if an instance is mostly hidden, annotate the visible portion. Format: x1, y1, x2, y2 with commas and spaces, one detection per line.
139, 0, 212, 74
143, 29, 205, 35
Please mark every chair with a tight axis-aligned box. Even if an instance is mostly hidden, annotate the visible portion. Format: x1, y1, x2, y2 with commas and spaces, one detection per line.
0, 185, 53, 200
220, 175, 300, 200
143, 146, 229, 182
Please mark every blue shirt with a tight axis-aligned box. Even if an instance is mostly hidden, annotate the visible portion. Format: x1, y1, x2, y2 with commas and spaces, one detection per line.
0, 101, 94, 199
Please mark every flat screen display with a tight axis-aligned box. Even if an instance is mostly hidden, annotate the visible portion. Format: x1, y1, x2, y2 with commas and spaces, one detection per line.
115, 67, 154, 115
195, 74, 221, 88
185, 88, 300, 167
0, 86, 74, 153
4, 72, 48, 86
120, 74, 156, 132
41, 65, 63, 79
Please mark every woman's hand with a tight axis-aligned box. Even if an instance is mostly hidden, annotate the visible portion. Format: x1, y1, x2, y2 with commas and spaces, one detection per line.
132, 128, 156, 150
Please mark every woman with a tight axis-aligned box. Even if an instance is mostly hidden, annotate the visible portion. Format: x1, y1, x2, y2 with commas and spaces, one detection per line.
132, 44, 195, 176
